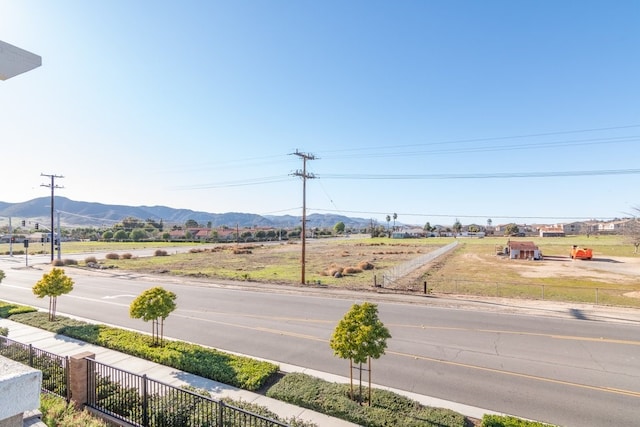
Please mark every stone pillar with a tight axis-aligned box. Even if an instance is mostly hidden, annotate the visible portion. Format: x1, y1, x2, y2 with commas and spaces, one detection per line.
69, 352, 95, 411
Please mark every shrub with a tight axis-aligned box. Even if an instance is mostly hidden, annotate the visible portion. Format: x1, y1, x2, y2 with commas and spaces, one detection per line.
40, 393, 108, 427
0, 327, 7, 336
63, 258, 78, 265
154, 249, 168, 256
481, 414, 557, 427
121, 253, 133, 259
0, 302, 37, 318
105, 253, 120, 260
51, 259, 65, 266
343, 266, 363, 274
84, 256, 98, 264
358, 261, 375, 270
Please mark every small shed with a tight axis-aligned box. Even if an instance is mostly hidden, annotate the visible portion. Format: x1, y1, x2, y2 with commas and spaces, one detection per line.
507, 241, 541, 260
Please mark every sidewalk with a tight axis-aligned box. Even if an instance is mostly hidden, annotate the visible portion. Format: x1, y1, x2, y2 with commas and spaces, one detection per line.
0, 318, 360, 427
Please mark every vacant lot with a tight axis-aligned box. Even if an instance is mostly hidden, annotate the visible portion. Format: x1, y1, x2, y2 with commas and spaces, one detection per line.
422, 236, 640, 306
103, 237, 443, 289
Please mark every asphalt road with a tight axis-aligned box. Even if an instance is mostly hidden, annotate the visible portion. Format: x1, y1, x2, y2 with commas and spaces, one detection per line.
1, 254, 639, 427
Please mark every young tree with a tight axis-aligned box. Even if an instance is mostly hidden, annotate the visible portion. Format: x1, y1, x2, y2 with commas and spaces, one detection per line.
330, 302, 391, 405
452, 218, 462, 235
129, 287, 177, 347
334, 221, 346, 234
623, 212, 640, 253
505, 223, 520, 236
32, 268, 74, 321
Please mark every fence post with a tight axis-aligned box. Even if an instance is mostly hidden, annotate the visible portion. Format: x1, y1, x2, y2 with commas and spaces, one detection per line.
142, 374, 149, 427
218, 400, 225, 427
423, 281, 427, 294
69, 351, 95, 411
65, 356, 71, 402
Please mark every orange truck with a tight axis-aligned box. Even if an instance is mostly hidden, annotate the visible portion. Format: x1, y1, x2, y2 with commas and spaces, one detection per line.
570, 245, 593, 260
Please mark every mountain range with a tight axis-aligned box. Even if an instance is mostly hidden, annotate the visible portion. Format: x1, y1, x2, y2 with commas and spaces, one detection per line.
0, 197, 373, 229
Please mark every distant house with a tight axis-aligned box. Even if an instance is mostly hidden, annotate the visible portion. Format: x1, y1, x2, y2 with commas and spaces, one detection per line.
391, 227, 425, 238
539, 226, 565, 237
599, 220, 630, 233
506, 240, 541, 260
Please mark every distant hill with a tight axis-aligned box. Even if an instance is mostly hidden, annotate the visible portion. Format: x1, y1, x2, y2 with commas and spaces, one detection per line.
0, 197, 372, 229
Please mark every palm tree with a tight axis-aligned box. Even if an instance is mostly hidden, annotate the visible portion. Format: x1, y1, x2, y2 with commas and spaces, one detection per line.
385, 215, 391, 235
392, 213, 397, 231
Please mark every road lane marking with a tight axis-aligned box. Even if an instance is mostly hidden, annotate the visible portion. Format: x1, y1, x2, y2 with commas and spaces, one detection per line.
174, 312, 640, 399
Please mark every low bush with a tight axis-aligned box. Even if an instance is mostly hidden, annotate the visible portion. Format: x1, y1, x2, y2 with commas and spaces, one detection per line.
63, 258, 78, 265
105, 253, 120, 260
84, 256, 98, 264
121, 253, 134, 259
154, 249, 168, 256
358, 260, 375, 270
51, 259, 65, 266
40, 393, 108, 427
343, 266, 363, 274
0, 302, 37, 318
0, 326, 7, 336
267, 372, 466, 427
481, 414, 557, 427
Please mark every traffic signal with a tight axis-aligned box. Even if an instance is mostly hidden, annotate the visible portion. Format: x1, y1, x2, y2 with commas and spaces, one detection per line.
35, 223, 39, 230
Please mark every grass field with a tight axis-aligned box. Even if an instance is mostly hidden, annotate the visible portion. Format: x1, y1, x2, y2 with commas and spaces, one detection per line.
3, 235, 639, 307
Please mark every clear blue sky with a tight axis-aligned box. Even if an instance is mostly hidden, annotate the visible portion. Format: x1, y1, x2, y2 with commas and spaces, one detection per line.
2, 1, 639, 226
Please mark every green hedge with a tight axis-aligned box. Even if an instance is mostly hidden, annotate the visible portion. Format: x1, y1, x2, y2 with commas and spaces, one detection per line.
482, 414, 557, 427
267, 372, 467, 427
0, 301, 37, 318
8, 311, 278, 391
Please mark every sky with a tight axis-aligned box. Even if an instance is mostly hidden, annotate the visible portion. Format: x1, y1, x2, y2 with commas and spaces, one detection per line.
1, 0, 639, 227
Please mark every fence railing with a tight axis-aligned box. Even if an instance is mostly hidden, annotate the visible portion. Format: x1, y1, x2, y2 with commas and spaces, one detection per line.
0, 335, 69, 401
86, 358, 289, 427
377, 241, 459, 287
426, 278, 640, 307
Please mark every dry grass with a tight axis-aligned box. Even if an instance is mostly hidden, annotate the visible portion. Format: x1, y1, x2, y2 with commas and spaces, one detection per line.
107, 238, 442, 288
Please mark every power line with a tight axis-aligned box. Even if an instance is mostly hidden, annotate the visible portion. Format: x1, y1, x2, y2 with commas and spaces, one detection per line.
314, 124, 640, 157
307, 208, 621, 222
321, 168, 640, 180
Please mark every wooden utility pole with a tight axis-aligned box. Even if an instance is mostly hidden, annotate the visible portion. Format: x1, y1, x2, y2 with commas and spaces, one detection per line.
40, 173, 64, 262
291, 150, 316, 284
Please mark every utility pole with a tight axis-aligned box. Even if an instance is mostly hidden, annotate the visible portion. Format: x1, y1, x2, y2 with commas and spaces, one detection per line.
291, 150, 317, 285
41, 173, 63, 262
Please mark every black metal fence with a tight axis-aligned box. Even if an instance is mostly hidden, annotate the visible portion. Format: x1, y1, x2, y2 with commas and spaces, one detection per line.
86, 358, 289, 427
0, 335, 69, 401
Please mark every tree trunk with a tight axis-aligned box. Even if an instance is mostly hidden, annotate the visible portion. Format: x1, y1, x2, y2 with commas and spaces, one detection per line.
349, 358, 354, 400
368, 357, 372, 406
358, 361, 363, 404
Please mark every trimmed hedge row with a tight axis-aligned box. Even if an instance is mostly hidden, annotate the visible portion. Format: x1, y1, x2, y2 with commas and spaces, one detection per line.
3, 307, 277, 391
267, 372, 466, 427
